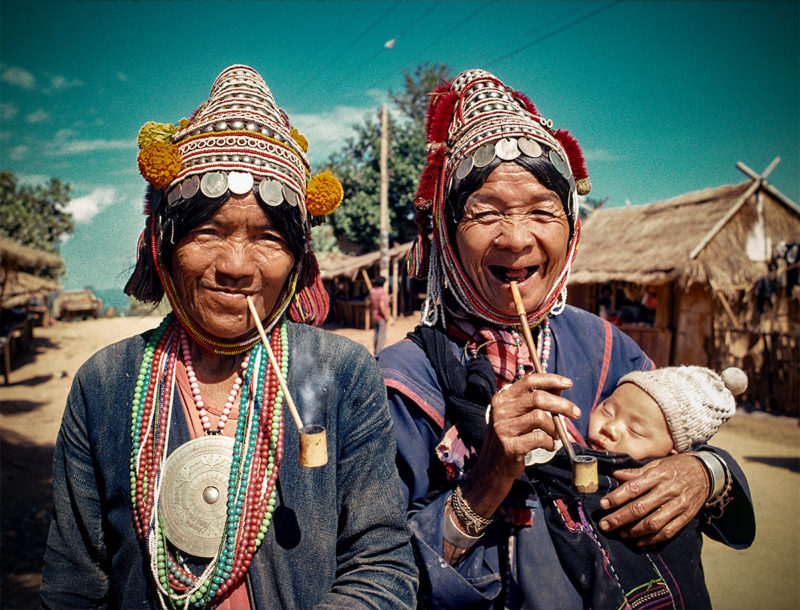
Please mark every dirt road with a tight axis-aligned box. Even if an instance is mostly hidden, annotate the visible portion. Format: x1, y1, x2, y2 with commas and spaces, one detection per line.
1, 316, 798, 609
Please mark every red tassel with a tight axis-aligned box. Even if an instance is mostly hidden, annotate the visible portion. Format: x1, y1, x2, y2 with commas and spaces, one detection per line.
288, 252, 330, 326
512, 91, 540, 117
427, 89, 459, 144
554, 129, 588, 182
414, 147, 446, 211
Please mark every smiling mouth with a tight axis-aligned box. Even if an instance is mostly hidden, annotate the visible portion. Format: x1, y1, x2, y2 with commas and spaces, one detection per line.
489, 265, 538, 283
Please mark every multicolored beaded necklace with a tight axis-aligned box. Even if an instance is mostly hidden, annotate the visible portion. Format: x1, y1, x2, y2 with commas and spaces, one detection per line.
130, 313, 287, 609
510, 319, 552, 378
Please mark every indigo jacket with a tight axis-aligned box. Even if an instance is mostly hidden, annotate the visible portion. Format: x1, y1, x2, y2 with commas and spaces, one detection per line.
379, 306, 755, 609
41, 320, 418, 608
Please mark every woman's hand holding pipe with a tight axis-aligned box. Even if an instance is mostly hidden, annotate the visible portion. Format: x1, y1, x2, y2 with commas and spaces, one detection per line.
460, 373, 579, 522
597, 452, 709, 546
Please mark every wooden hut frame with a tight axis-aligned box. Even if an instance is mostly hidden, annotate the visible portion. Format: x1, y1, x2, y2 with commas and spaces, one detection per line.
568, 160, 799, 415
319, 242, 413, 329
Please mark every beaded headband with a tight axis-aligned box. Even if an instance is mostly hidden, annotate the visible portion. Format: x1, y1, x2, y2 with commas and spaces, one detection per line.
410, 69, 590, 328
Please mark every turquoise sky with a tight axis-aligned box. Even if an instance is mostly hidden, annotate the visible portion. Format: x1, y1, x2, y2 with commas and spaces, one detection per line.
1, 0, 798, 295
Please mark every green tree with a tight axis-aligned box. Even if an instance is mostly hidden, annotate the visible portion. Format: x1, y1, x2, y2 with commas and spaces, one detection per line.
320, 63, 450, 251
0, 171, 74, 258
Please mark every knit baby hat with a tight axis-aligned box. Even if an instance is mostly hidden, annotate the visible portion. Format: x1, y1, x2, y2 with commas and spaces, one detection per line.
618, 366, 747, 451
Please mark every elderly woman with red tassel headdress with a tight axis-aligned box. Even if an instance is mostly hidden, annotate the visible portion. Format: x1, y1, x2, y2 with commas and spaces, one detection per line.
378, 69, 754, 608
41, 65, 418, 609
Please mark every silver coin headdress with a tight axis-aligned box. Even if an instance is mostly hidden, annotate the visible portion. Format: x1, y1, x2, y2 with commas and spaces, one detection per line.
409, 68, 591, 328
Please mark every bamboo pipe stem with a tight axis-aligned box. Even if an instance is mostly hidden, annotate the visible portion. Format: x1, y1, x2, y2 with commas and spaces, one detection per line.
508, 282, 578, 464
245, 296, 304, 431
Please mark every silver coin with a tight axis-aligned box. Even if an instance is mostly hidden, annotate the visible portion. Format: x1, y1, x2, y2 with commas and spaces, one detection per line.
518, 137, 542, 158
549, 149, 571, 178
495, 138, 520, 161
472, 144, 495, 168
258, 179, 284, 206
200, 172, 228, 198
166, 184, 182, 207
160, 436, 234, 558
283, 184, 300, 207
181, 175, 200, 199
228, 172, 254, 195
455, 156, 473, 180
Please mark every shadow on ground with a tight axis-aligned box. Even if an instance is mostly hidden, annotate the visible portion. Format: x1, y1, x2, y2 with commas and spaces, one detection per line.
0, 429, 55, 609
744, 455, 800, 474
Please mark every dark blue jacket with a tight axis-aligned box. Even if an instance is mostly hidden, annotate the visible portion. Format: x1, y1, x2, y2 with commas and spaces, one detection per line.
380, 306, 755, 609
42, 320, 418, 608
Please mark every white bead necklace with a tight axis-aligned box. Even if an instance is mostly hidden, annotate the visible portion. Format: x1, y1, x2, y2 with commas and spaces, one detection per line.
180, 329, 249, 433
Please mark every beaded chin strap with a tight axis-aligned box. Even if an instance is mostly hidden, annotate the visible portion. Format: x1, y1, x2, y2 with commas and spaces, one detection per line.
130, 314, 288, 608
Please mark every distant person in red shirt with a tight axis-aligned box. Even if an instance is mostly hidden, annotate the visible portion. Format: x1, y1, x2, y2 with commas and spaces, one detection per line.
369, 276, 391, 354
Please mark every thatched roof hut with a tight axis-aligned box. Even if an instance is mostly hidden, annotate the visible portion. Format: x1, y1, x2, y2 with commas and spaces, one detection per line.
568, 166, 799, 414
319, 242, 415, 328
571, 182, 800, 291
320, 242, 412, 282
0, 238, 62, 308
0, 238, 62, 270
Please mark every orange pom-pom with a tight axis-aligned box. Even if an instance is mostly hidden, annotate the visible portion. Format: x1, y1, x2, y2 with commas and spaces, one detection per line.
305, 171, 343, 216
137, 141, 182, 190
290, 127, 309, 153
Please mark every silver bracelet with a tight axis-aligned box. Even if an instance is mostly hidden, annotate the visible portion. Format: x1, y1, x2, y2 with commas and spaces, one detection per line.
693, 451, 727, 503
443, 513, 482, 549
451, 486, 493, 534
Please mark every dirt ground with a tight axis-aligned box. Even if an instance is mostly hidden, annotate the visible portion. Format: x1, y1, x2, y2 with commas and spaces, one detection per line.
1, 315, 798, 609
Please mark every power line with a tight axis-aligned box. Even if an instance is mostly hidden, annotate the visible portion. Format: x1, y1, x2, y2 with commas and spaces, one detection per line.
416, 1, 491, 60
295, 0, 404, 94
484, 1, 623, 68
351, 1, 443, 75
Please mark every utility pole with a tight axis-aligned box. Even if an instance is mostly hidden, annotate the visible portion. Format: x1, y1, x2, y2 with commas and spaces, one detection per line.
379, 103, 389, 282
379, 103, 397, 317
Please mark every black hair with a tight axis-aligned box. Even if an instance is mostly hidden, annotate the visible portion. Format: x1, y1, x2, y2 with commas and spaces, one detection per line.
373, 276, 386, 287
444, 150, 572, 243
124, 184, 309, 304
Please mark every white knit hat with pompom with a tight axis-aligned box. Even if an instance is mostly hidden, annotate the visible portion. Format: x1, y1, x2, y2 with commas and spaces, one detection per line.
618, 366, 747, 451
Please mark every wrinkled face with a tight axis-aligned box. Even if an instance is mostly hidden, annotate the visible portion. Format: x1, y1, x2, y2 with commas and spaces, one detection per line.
587, 383, 676, 460
170, 192, 296, 341
454, 163, 570, 316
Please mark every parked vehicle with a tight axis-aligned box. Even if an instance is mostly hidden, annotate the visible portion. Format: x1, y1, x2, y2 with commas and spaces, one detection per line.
52, 289, 103, 321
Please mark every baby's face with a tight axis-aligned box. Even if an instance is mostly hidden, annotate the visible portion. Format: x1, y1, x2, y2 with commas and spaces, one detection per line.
587, 383, 676, 460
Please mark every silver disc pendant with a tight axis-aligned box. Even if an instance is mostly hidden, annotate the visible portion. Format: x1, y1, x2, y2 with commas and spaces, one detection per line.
472, 143, 495, 168
518, 137, 543, 159
548, 149, 571, 179
283, 184, 300, 207
228, 171, 254, 195
160, 435, 234, 558
258, 179, 284, 206
455, 156, 474, 180
200, 172, 228, 198
166, 185, 182, 207
495, 138, 520, 161
181, 175, 201, 199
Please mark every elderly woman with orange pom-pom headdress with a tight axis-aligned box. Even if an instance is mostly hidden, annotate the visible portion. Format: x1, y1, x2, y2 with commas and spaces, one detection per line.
41, 65, 417, 609
378, 69, 755, 608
